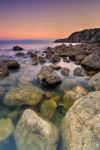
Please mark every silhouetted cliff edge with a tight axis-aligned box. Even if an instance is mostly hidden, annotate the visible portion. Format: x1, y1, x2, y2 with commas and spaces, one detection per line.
55, 28, 100, 43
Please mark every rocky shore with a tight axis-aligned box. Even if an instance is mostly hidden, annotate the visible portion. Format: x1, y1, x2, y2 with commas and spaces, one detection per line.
0, 42, 100, 150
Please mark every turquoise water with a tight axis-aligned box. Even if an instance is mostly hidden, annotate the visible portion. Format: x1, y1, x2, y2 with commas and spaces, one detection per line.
0, 40, 92, 150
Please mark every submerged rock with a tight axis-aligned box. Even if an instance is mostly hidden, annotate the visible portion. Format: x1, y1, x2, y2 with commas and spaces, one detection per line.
0, 62, 9, 77
40, 99, 57, 119
37, 66, 62, 85
4, 85, 44, 106
89, 72, 100, 90
63, 90, 76, 112
63, 85, 88, 112
0, 118, 14, 142
13, 46, 24, 51
61, 91, 100, 150
0, 86, 6, 98
44, 91, 60, 103
15, 109, 58, 150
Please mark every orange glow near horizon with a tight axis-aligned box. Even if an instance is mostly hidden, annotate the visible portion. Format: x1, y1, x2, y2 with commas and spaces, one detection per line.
0, 0, 100, 40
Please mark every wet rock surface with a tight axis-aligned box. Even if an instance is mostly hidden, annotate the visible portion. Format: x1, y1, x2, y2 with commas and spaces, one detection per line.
37, 65, 62, 85
15, 109, 59, 150
81, 52, 100, 70
61, 91, 100, 150
4, 85, 44, 106
89, 72, 100, 90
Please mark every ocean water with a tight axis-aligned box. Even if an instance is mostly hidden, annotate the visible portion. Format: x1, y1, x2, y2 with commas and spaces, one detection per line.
0, 40, 92, 150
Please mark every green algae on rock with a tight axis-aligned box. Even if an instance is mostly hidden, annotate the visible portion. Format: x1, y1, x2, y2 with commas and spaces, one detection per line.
0, 118, 14, 142
15, 109, 58, 150
4, 85, 44, 106
63, 85, 88, 112
40, 99, 57, 119
63, 91, 76, 112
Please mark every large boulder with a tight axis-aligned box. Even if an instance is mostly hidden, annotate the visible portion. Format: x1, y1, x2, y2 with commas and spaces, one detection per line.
0, 118, 14, 142
0, 62, 9, 77
89, 72, 100, 90
37, 66, 62, 85
4, 85, 44, 106
81, 52, 100, 70
13, 46, 24, 51
15, 109, 59, 150
61, 91, 100, 150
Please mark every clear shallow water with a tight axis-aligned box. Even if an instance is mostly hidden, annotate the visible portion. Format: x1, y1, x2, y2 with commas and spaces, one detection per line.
0, 40, 92, 150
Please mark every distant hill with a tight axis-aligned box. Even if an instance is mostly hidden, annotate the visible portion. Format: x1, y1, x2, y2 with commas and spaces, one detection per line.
55, 28, 100, 43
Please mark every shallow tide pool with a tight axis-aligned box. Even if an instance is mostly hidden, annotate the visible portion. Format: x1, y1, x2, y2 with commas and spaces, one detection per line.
0, 41, 93, 150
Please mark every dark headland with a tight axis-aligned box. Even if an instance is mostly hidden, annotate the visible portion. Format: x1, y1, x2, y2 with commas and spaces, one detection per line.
55, 28, 100, 43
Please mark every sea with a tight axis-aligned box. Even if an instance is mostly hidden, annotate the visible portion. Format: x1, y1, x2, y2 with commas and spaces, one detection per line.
0, 39, 92, 150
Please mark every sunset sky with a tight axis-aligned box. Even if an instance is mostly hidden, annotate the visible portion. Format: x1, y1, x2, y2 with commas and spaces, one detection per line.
0, 0, 100, 39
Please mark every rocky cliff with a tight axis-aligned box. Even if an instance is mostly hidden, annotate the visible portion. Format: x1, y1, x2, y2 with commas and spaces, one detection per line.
55, 28, 100, 43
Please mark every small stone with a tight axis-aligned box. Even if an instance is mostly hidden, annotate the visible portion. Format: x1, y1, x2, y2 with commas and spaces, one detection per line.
73, 67, 84, 76
61, 67, 70, 76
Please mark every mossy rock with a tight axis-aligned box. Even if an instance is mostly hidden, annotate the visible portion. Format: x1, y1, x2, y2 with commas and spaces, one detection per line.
63, 91, 76, 112
4, 85, 44, 106
44, 91, 60, 103
0, 118, 14, 142
40, 100, 57, 119
44, 91, 56, 99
